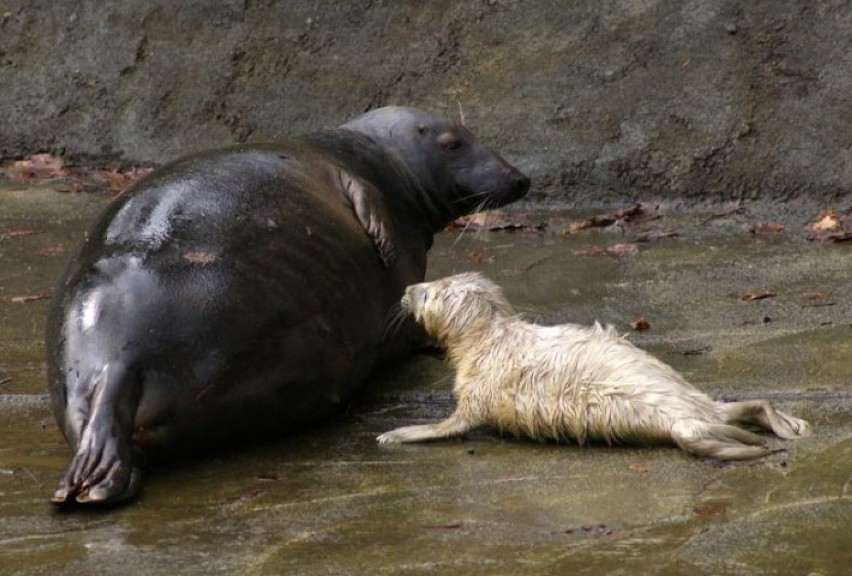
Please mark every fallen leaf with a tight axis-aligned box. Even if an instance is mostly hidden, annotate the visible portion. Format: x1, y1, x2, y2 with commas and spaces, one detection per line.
734, 290, 776, 301
254, 473, 280, 482
104, 167, 154, 192
183, 251, 217, 265
450, 211, 545, 232
616, 202, 666, 223
8, 153, 68, 180
572, 243, 638, 258
628, 462, 651, 473
703, 201, 744, 222
681, 346, 712, 356
799, 291, 834, 307
39, 245, 66, 257
463, 250, 495, 264
2, 292, 52, 304
2, 228, 40, 239
824, 230, 852, 243
810, 209, 840, 232
693, 503, 728, 517
607, 243, 639, 256
631, 317, 651, 332
564, 214, 617, 235
634, 230, 679, 242
423, 522, 463, 530
562, 203, 667, 236
749, 222, 785, 234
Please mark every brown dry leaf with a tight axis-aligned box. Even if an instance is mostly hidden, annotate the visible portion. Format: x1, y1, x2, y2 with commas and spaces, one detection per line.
811, 209, 840, 232
106, 170, 130, 191
681, 346, 712, 356
563, 203, 666, 236
824, 230, 852, 243
183, 251, 217, 265
634, 230, 679, 242
628, 462, 651, 473
564, 214, 617, 235
735, 290, 776, 301
750, 222, 785, 234
105, 167, 154, 192
2, 228, 40, 239
9, 153, 68, 180
2, 292, 52, 304
463, 250, 495, 264
693, 503, 728, 517
608, 243, 639, 256
123, 166, 154, 183
631, 316, 651, 332
450, 211, 544, 233
616, 202, 665, 223
704, 201, 744, 222
254, 473, 281, 482
799, 290, 834, 307
39, 245, 66, 257
572, 243, 638, 258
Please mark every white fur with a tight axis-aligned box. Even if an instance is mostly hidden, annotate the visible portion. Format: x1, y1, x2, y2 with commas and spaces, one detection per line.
377, 273, 810, 460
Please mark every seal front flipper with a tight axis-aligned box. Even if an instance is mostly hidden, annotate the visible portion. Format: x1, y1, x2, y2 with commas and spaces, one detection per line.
338, 169, 397, 267
52, 363, 142, 506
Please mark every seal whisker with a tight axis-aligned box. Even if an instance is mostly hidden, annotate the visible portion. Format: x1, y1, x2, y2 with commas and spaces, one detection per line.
450, 199, 489, 250
451, 189, 496, 204
382, 303, 411, 342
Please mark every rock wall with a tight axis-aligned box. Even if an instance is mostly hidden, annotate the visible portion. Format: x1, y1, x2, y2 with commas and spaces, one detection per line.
1, 0, 849, 204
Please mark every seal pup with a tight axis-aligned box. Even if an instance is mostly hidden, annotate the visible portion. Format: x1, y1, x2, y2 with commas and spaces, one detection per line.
47, 107, 529, 505
377, 273, 810, 460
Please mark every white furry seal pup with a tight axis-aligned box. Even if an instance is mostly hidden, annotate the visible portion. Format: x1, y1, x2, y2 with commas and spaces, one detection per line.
377, 273, 810, 460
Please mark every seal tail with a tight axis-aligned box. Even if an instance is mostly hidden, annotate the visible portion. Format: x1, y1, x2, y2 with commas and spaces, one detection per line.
670, 420, 771, 460
52, 362, 143, 506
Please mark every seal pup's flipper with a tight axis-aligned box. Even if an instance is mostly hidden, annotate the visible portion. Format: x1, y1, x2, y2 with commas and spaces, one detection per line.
377, 410, 476, 444
670, 420, 771, 461
52, 363, 141, 505
338, 169, 397, 267
718, 399, 811, 439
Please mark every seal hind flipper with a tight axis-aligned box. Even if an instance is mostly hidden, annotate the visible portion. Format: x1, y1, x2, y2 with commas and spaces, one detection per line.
718, 399, 811, 439
52, 363, 141, 505
670, 420, 771, 461
338, 169, 397, 267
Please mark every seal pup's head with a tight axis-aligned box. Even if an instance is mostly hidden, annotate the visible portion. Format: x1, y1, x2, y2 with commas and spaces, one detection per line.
342, 107, 530, 227
401, 272, 514, 345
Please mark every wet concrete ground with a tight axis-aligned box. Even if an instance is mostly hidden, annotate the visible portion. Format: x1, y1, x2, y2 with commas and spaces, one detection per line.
1, 184, 850, 575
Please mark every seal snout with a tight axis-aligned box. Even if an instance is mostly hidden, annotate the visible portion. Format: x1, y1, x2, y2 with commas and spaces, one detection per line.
500, 164, 531, 203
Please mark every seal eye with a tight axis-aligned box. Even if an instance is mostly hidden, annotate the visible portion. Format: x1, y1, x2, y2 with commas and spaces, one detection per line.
438, 132, 464, 153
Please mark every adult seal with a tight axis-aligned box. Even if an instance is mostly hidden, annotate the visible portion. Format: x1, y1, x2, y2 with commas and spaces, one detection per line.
47, 106, 529, 505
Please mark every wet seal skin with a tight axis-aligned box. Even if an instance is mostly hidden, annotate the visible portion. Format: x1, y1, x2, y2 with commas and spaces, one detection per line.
378, 273, 810, 459
46, 107, 530, 506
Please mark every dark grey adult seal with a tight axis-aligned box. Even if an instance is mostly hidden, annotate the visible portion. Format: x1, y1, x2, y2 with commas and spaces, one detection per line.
46, 106, 529, 505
